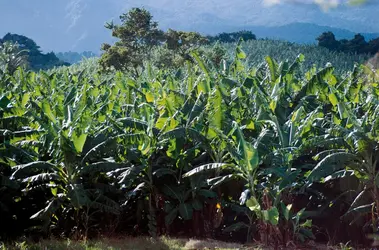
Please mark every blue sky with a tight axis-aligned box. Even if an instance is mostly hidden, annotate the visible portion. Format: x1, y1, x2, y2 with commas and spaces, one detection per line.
0, 0, 378, 52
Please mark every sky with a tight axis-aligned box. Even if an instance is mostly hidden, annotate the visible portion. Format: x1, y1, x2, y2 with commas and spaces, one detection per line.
0, 0, 378, 52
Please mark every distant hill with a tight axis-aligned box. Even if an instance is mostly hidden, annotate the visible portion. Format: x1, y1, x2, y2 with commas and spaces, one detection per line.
243, 23, 379, 44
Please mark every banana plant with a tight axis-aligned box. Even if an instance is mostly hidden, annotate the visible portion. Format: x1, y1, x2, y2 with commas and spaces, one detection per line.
1, 35, 378, 245
183, 50, 322, 244
306, 65, 379, 232
0, 93, 35, 240
183, 121, 264, 242
0, 42, 27, 74
105, 74, 199, 236
7, 84, 122, 236
162, 175, 217, 226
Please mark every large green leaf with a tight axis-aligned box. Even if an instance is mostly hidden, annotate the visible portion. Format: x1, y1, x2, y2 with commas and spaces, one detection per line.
41, 101, 57, 123
208, 87, 223, 130
30, 198, 61, 220
179, 203, 193, 220
191, 51, 210, 81
343, 203, 374, 219
236, 39, 246, 59
265, 56, 277, 83
307, 152, 358, 182
233, 122, 259, 172
183, 163, 229, 178
281, 203, 292, 221
165, 207, 179, 226
79, 162, 125, 176
246, 196, 261, 213
12, 161, 57, 179
207, 174, 244, 190
21, 173, 60, 184
0, 95, 10, 109
328, 92, 339, 106
117, 117, 149, 131
263, 207, 279, 225
197, 189, 217, 198
162, 185, 184, 201
191, 199, 203, 211
72, 133, 87, 153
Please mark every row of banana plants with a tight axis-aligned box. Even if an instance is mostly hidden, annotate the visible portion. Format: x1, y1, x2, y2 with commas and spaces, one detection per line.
1, 42, 378, 247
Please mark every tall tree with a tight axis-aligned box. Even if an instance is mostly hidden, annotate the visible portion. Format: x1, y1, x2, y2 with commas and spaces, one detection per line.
2, 33, 41, 55
99, 8, 165, 76
1, 33, 68, 70
344, 34, 368, 54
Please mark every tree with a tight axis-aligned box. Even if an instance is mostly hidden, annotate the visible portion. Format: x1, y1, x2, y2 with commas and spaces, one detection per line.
165, 29, 208, 61
235, 30, 256, 42
100, 8, 210, 72
2, 33, 41, 55
365, 38, 379, 55
317, 31, 378, 55
1, 33, 68, 70
343, 34, 367, 54
99, 8, 165, 76
316, 32, 341, 51
208, 30, 256, 44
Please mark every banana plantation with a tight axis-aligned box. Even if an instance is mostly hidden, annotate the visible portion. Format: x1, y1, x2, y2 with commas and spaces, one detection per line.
1, 42, 379, 248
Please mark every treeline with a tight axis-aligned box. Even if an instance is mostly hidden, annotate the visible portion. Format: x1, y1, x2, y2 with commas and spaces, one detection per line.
317, 31, 379, 55
0, 33, 69, 70
56, 51, 98, 64
207, 30, 256, 43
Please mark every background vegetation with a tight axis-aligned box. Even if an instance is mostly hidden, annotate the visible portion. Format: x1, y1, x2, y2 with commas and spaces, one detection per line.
55, 52, 98, 65
0, 33, 69, 71
317, 31, 379, 55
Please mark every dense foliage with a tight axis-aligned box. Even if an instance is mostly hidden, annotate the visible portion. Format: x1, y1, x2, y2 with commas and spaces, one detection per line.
217, 39, 369, 74
0, 33, 69, 71
99, 8, 209, 76
207, 31, 256, 44
317, 31, 379, 55
0, 42, 28, 74
1, 37, 379, 248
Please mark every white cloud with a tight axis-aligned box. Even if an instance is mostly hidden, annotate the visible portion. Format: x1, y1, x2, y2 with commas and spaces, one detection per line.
263, 0, 345, 9
65, 0, 87, 31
